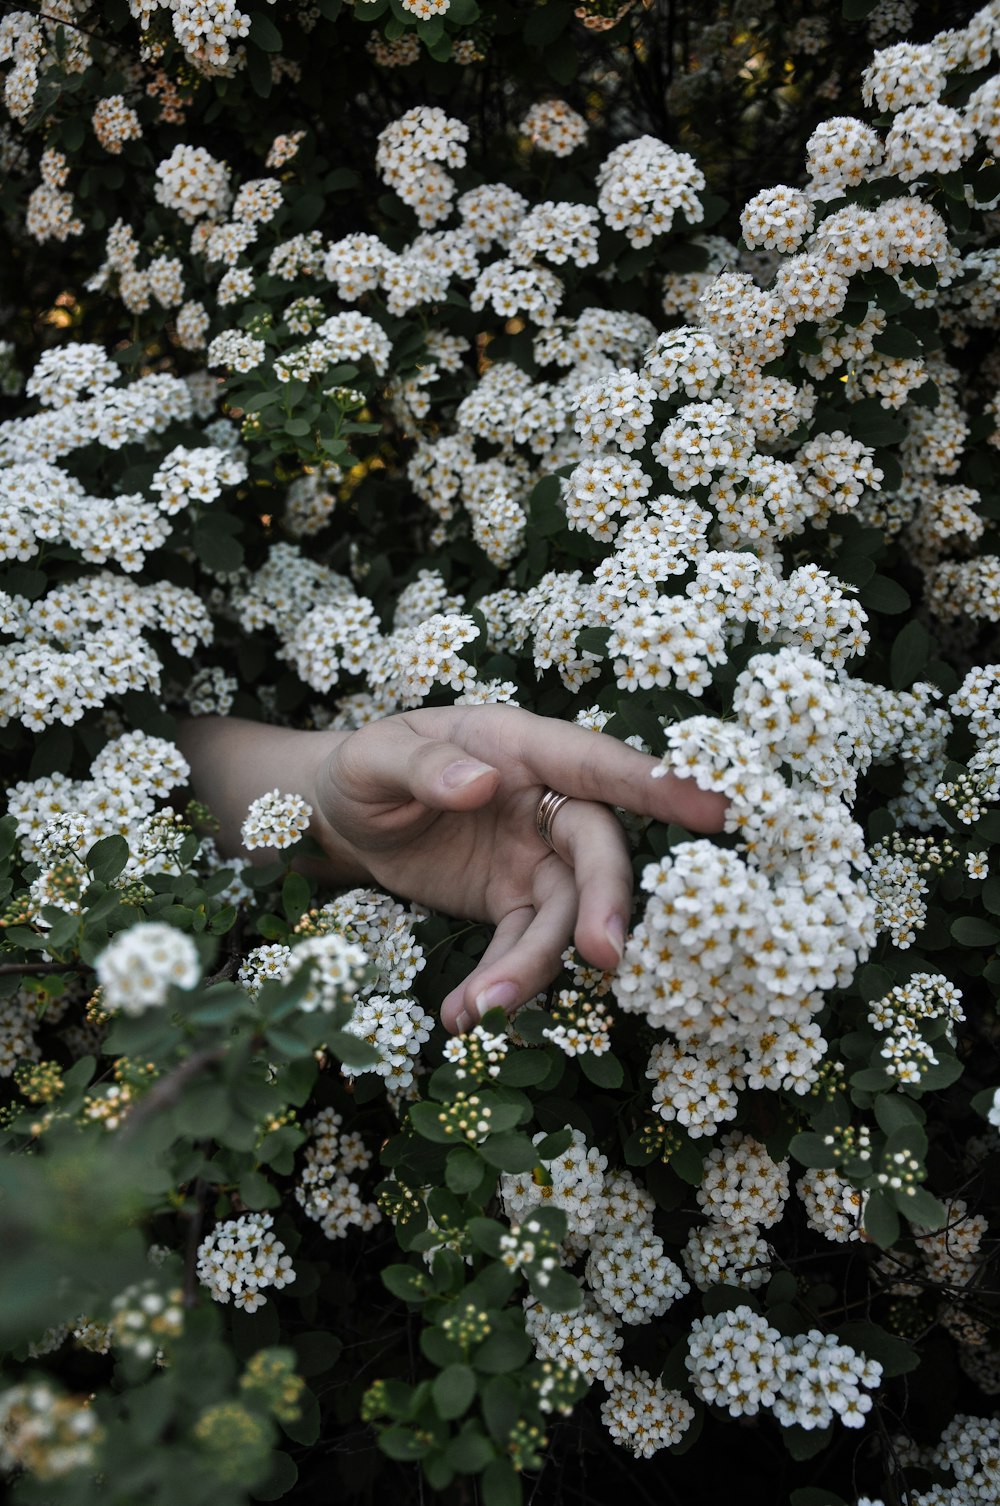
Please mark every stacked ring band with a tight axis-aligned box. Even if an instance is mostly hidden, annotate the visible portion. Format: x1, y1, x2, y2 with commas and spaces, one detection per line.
535, 788, 570, 850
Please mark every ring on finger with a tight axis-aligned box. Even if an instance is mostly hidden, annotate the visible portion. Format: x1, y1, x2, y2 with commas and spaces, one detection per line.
535, 787, 570, 851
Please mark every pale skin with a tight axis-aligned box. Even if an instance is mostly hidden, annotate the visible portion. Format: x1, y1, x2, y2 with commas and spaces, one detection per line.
176, 706, 727, 1034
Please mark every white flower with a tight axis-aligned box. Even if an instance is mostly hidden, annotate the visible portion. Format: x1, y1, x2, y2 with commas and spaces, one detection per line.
96, 922, 200, 1014
240, 789, 313, 850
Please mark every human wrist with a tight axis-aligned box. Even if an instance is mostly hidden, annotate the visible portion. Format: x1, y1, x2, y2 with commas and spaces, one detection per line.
304, 728, 373, 888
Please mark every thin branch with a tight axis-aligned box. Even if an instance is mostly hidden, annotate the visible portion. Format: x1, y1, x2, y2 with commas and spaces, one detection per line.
119, 1044, 225, 1144
182, 1175, 213, 1309
0, 960, 80, 976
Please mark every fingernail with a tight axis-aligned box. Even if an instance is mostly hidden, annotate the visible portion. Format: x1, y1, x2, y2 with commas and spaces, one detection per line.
442, 759, 496, 789
474, 981, 520, 1020
606, 915, 626, 963
455, 1010, 472, 1035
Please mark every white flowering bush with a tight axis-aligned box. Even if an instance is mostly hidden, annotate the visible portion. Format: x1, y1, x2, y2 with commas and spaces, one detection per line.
2, 3, 1000, 1505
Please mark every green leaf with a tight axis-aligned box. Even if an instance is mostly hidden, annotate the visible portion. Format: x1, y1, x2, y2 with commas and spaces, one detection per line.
873, 1094, 924, 1136
858, 962, 893, 1002
842, 0, 878, 16
530, 1266, 581, 1313
890, 620, 932, 690
475, 1324, 533, 1375
280, 1387, 320, 1446
579, 1051, 624, 1089
281, 870, 311, 924
239, 1171, 280, 1210
479, 1132, 539, 1172
899, 1185, 946, 1229
783, 1424, 834, 1461
951, 916, 1000, 947
860, 574, 911, 614
836, 1320, 920, 1376
576, 626, 610, 658
842, 399, 908, 447
445, 1146, 489, 1195
497, 1049, 552, 1087
790, 1491, 847, 1506
252, 1452, 298, 1501
523, 1, 569, 47
327, 1030, 382, 1068
292, 1331, 342, 1377
382, 1264, 431, 1303
249, 12, 283, 49
873, 324, 923, 358
429, 1363, 474, 1422
445, 1424, 494, 1474
87, 834, 129, 884
851, 1066, 894, 1092
192, 519, 244, 573
466, 1217, 505, 1257
670, 1134, 705, 1186
702, 1286, 762, 1316
482, 1375, 519, 1444
861, 1189, 900, 1249
378, 1427, 429, 1461
534, 1127, 573, 1161
482, 1458, 522, 1506
408, 1100, 455, 1143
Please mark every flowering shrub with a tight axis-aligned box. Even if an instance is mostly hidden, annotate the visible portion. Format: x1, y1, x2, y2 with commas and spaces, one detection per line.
2, 2, 1000, 1504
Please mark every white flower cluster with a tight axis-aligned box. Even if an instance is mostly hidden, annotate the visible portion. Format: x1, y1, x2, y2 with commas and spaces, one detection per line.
596, 136, 706, 248
96, 922, 201, 1017
696, 1132, 790, 1231
520, 100, 588, 156
600, 1369, 695, 1459
796, 1168, 867, 1243
150, 445, 246, 514
443, 1024, 510, 1077
618, 692, 872, 1118
240, 789, 313, 850
510, 1143, 695, 1457
1, 351, 215, 729
0, 1380, 102, 1482
369, 611, 480, 708
867, 973, 965, 1084
110, 1279, 184, 1362
0, 990, 41, 1079
541, 988, 614, 1057
286, 932, 369, 1015
502, 1129, 609, 1244
682, 1221, 772, 1291
295, 890, 433, 1093
295, 1107, 380, 1239
686, 1305, 882, 1427
376, 106, 469, 228
154, 143, 231, 223
915, 1198, 988, 1288
7, 730, 190, 882
196, 1212, 296, 1313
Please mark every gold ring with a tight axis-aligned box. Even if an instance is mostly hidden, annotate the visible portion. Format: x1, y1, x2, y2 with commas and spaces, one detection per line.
535, 788, 570, 851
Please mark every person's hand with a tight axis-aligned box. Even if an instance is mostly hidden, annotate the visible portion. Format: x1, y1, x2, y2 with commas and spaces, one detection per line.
311, 703, 727, 1034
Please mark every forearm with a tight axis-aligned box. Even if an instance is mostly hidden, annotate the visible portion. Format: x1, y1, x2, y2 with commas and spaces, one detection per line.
175, 716, 371, 885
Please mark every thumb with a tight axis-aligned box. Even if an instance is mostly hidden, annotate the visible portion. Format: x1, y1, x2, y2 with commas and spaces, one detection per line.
335, 719, 500, 813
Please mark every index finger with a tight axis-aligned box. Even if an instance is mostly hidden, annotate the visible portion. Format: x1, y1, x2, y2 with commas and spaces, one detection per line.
515, 708, 729, 832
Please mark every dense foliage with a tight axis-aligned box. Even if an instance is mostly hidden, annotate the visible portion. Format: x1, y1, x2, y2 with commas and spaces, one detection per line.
2, 2, 1000, 1503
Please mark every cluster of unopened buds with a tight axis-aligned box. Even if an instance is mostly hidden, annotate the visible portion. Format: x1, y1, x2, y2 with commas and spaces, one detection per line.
541, 989, 614, 1057
499, 1217, 562, 1281
440, 1303, 493, 1352
442, 1024, 509, 1080
423, 1091, 494, 1144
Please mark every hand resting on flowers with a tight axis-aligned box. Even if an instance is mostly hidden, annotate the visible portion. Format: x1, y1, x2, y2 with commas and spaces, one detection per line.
177, 704, 727, 1034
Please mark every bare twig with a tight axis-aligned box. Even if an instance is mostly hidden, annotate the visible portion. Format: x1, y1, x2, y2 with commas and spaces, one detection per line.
182, 1175, 213, 1309
119, 1045, 225, 1144
0, 960, 81, 977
